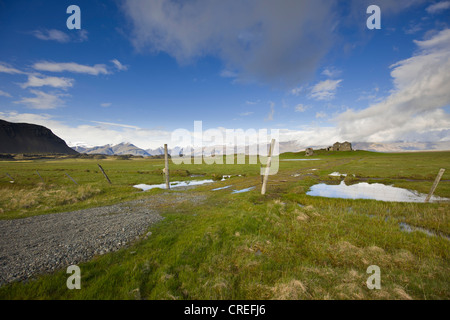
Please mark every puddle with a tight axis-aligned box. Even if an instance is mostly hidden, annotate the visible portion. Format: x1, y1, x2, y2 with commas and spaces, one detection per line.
232, 187, 256, 194
345, 207, 449, 241
281, 159, 321, 161
329, 172, 347, 177
307, 181, 449, 203
399, 222, 450, 241
212, 185, 232, 191
292, 172, 316, 177
134, 179, 215, 191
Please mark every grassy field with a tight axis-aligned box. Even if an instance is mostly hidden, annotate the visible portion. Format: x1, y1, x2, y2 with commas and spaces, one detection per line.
0, 150, 449, 299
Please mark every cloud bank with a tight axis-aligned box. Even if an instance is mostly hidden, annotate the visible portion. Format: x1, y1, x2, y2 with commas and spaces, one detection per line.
32, 62, 109, 75
122, 0, 336, 86
336, 29, 450, 142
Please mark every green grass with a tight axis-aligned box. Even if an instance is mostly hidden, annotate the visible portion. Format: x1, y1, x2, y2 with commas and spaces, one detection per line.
0, 151, 449, 299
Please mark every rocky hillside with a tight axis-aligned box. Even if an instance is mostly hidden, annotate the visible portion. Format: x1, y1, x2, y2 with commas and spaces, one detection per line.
0, 119, 78, 155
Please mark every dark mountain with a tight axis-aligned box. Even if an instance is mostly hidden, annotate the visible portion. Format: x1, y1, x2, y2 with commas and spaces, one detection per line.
0, 119, 78, 155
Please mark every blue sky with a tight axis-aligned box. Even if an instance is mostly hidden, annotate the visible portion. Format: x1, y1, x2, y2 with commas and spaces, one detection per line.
0, 0, 449, 149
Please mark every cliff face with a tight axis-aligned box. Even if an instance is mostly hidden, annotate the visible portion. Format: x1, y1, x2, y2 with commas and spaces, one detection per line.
0, 119, 78, 155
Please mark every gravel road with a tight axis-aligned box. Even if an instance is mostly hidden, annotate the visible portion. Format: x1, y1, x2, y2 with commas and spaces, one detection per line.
0, 191, 206, 287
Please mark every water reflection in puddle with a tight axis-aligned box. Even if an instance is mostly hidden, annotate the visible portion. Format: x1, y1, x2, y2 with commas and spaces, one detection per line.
232, 187, 256, 194
399, 222, 450, 241
134, 175, 234, 192
328, 172, 347, 177
134, 179, 214, 191
344, 207, 449, 240
307, 181, 449, 203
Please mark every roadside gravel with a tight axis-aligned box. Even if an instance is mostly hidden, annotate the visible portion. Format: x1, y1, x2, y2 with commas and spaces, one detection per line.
0, 191, 206, 287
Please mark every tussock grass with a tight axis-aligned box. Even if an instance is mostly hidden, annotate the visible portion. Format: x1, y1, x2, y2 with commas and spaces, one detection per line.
0, 184, 103, 218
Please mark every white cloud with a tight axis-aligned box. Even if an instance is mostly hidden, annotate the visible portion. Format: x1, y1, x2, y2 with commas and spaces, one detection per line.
32, 61, 109, 75
100, 102, 112, 107
220, 70, 237, 78
0, 90, 12, 97
0, 62, 25, 74
309, 79, 342, 100
265, 102, 275, 121
337, 29, 450, 142
90, 121, 140, 130
122, 0, 335, 86
290, 86, 304, 96
321, 67, 341, 78
239, 111, 253, 116
78, 30, 89, 42
32, 29, 88, 43
295, 104, 309, 112
426, 1, 450, 13
14, 90, 64, 110
357, 87, 381, 102
111, 59, 128, 71
21, 75, 74, 89
32, 29, 70, 43
316, 111, 327, 119
357, 93, 377, 101
413, 29, 450, 50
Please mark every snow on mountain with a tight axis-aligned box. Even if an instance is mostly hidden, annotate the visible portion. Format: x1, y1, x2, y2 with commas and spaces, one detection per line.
71, 140, 450, 157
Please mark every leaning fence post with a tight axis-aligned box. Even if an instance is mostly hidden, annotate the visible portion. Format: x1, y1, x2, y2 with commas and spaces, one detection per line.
97, 164, 112, 184
36, 170, 44, 183
425, 168, 445, 203
261, 139, 275, 195
65, 172, 78, 185
164, 144, 170, 190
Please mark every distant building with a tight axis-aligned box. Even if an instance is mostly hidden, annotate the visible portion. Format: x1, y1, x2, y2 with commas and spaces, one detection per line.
305, 148, 314, 156
332, 141, 352, 151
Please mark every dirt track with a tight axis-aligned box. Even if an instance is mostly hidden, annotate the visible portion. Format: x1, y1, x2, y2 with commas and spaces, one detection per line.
0, 191, 206, 287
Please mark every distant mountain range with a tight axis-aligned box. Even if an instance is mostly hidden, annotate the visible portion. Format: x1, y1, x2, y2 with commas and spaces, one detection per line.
72, 142, 152, 157
0, 119, 77, 155
69, 140, 450, 156
352, 141, 450, 152
71, 143, 187, 157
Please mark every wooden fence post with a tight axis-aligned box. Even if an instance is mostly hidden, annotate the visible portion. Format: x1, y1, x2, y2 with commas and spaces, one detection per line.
425, 168, 445, 203
36, 170, 44, 183
261, 139, 275, 195
164, 144, 170, 189
98, 164, 112, 184
65, 172, 78, 185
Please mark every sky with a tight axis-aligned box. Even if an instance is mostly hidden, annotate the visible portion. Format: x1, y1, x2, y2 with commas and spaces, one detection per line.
0, 0, 449, 150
